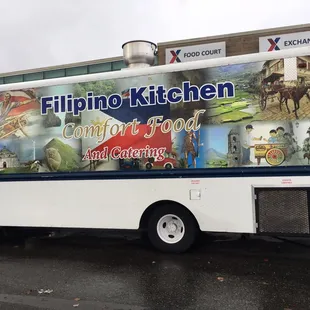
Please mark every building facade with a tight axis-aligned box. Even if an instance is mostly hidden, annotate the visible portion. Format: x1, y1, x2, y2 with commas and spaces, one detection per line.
0, 146, 20, 169
157, 23, 310, 65
1, 23, 310, 84
0, 56, 126, 85
259, 55, 310, 86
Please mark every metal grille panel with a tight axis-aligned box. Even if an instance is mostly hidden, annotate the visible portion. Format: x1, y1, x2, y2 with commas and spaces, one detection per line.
256, 189, 310, 234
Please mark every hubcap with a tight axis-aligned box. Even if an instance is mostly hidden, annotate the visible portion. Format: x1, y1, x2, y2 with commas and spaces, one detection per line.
157, 214, 185, 244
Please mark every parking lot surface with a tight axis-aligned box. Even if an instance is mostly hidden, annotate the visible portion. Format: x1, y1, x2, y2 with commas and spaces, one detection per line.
0, 233, 310, 309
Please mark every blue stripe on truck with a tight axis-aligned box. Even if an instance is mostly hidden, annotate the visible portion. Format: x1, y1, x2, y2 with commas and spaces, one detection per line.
0, 165, 310, 182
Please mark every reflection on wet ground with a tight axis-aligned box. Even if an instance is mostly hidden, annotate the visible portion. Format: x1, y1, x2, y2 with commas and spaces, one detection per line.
0, 233, 310, 309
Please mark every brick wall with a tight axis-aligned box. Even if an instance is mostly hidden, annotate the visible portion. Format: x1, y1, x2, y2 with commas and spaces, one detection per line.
157, 24, 310, 65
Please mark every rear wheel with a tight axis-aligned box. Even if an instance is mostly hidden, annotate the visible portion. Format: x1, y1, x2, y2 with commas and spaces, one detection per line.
145, 162, 152, 170
147, 204, 198, 253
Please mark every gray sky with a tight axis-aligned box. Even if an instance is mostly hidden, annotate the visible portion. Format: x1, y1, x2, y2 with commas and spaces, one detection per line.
1, 0, 309, 74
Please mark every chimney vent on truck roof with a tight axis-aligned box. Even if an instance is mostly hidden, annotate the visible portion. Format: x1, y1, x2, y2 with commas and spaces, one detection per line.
122, 40, 157, 69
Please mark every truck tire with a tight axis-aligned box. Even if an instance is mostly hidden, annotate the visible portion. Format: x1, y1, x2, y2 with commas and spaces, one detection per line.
145, 162, 152, 170
164, 163, 173, 169
147, 204, 198, 253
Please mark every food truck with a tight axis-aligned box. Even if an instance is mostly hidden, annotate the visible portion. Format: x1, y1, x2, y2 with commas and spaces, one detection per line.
0, 41, 310, 253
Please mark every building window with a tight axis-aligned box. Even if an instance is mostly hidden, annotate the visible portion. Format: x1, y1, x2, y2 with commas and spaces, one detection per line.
4, 75, 23, 84
88, 63, 112, 74
24, 72, 44, 81
66, 66, 88, 76
44, 69, 66, 79
297, 58, 308, 69
112, 61, 126, 71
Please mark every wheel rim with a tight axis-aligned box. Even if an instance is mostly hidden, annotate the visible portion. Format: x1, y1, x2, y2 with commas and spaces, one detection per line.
156, 214, 185, 244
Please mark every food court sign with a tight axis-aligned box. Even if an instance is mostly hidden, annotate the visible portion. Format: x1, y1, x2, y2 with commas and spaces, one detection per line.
165, 42, 226, 64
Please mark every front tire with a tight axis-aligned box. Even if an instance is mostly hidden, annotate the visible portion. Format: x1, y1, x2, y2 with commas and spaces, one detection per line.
147, 204, 198, 253
164, 163, 173, 169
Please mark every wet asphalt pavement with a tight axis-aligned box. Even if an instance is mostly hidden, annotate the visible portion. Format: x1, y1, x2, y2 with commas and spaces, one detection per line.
0, 233, 310, 310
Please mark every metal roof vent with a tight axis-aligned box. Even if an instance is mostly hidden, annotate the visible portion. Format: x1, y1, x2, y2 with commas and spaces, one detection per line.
122, 40, 157, 69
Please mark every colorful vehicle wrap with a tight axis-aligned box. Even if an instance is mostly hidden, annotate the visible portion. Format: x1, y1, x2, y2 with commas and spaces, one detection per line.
0, 51, 310, 176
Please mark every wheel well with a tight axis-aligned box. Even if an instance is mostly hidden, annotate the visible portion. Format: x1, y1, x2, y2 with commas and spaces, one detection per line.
139, 200, 200, 231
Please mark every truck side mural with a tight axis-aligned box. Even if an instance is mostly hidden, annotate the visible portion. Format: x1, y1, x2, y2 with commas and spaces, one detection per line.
0, 55, 309, 175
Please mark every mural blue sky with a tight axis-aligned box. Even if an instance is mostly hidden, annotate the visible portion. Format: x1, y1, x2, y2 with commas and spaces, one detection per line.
204, 126, 231, 155
0, 0, 309, 74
